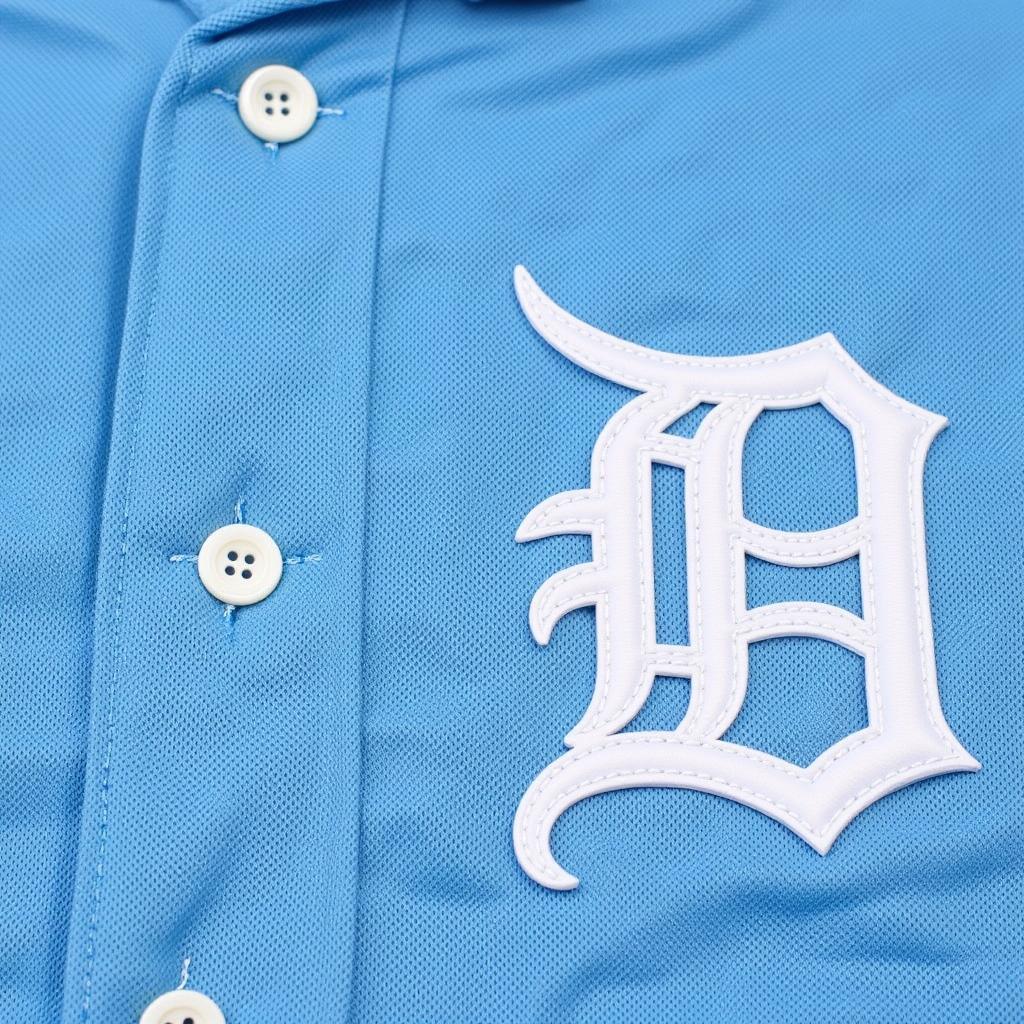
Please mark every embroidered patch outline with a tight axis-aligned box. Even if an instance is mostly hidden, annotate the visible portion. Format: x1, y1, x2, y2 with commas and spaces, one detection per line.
512, 266, 979, 891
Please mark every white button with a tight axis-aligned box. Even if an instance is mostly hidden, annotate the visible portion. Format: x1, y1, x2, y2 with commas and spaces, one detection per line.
197, 523, 283, 606
237, 64, 318, 143
139, 989, 225, 1024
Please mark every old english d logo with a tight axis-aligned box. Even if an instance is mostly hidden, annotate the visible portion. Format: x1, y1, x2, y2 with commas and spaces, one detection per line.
512, 267, 978, 891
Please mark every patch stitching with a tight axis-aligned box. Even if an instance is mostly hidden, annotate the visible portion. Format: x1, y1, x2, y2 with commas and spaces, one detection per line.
512, 266, 979, 890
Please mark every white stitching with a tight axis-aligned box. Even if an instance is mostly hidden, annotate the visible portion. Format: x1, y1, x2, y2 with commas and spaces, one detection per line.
517, 736, 965, 883
513, 271, 973, 886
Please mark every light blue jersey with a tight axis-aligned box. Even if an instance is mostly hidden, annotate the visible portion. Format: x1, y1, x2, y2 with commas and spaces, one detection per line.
0, 1, 1020, 1020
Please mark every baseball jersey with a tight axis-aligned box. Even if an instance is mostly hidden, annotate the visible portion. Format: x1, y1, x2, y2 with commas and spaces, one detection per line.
0, 0, 1020, 1020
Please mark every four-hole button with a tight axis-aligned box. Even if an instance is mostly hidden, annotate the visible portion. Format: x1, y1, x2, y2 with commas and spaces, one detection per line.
197, 523, 283, 606
237, 64, 318, 143
139, 989, 225, 1024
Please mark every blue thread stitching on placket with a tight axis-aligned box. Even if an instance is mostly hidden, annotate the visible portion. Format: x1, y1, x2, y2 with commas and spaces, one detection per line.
78, 43, 197, 1024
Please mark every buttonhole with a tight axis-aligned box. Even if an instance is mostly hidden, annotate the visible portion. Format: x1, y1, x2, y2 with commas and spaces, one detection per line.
225, 566, 236, 576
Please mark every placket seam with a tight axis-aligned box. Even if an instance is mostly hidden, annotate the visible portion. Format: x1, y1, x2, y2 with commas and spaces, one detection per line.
78, 46, 198, 1024
343, 1, 412, 1020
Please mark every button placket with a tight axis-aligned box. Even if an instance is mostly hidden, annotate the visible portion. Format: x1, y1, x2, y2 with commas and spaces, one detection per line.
64, 3, 408, 1014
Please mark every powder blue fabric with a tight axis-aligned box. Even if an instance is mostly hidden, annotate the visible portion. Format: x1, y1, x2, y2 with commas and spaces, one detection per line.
0, 0, 1020, 1021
